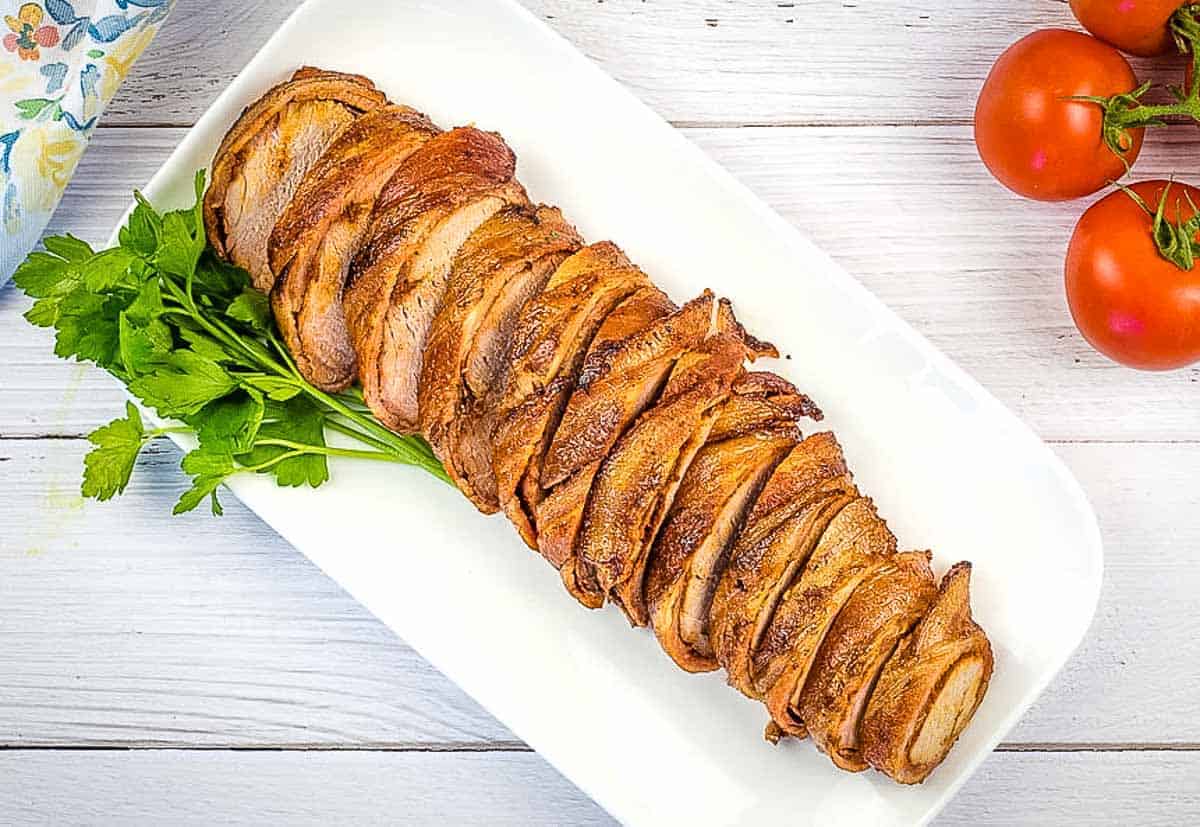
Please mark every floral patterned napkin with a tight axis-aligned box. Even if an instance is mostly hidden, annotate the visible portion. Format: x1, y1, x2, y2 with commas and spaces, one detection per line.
1, 0, 174, 282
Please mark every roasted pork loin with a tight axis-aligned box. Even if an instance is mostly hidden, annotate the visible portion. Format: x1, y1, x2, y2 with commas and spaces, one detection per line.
574, 333, 753, 619
205, 68, 387, 292
345, 127, 529, 433
709, 431, 859, 698
797, 550, 938, 770
756, 497, 898, 738
419, 205, 582, 511
269, 105, 438, 390
207, 68, 994, 786
491, 242, 651, 547
645, 372, 816, 672
859, 563, 993, 783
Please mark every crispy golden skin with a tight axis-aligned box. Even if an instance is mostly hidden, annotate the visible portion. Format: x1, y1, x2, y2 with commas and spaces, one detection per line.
858, 563, 994, 784
344, 127, 529, 433
418, 205, 581, 512
756, 497, 897, 738
797, 551, 938, 771
268, 105, 437, 390
491, 242, 650, 548
709, 432, 859, 698
205, 68, 387, 292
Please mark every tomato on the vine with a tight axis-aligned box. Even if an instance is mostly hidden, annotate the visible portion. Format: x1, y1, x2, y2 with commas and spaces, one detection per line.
1069, 0, 1186, 56
1065, 180, 1200, 370
975, 30, 1143, 201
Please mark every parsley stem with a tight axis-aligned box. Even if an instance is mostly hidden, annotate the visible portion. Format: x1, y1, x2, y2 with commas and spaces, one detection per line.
324, 417, 400, 453
254, 438, 408, 463
161, 276, 266, 370
150, 426, 191, 438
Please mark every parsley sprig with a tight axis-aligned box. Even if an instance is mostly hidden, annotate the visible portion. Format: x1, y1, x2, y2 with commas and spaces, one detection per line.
14, 171, 450, 515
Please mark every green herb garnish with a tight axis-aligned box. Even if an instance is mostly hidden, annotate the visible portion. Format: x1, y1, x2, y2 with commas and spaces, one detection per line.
14, 171, 449, 515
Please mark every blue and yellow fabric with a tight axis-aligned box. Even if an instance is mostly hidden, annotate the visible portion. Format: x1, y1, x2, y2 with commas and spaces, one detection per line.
1, 0, 173, 281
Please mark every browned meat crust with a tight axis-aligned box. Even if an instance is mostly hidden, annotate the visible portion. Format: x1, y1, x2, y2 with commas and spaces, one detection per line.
345, 127, 529, 432
204, 68, 387, 291
709, 432, 859, 698
268, 105, 438, 390
756, 498, 897, 737
418, 205, 582, 512
858, 563, 994, 784
706, 371, 823, 443
646, 432, 794, 672
544, 293, 761, 607
491, 242, 651, 548
797, 550, 938, 770
574, 333, 752, 622
531, 286, 676, 570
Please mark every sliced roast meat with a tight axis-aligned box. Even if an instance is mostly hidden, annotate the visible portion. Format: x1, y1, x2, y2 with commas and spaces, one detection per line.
491, 242, 651, 548
344, 127, 529, 432
541, 292, 768, 490
706, 371, 823, 444
418, 205, 582, 512
858, 562, 994, 784
646, 431, 794, 672
643, 371, 815, 671
267, 105, 438, 390
709, 432, 859, 699
532, 286, 677, 570
797, 551, 938, 771
205, 68, 387, 291
755, 497, 897, 738
573, 333, 753, 622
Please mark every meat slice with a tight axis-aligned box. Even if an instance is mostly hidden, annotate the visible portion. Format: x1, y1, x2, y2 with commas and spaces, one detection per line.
645, 373, 815, 672
531, 287, 678, 569
268, 105, 437, 390
709, 432, 859, 699
344, 127, 529, 432
205, 68, 387, 291
418, 205, 582, 512
797, 551, 938, 771
859, 562, 994, 784
754, 497, 897, 738
706, 371, 823, 444
541, 292, 769, 490
572, 333, 753, 622
646, 434, 793, 672
491, 242, 651, 548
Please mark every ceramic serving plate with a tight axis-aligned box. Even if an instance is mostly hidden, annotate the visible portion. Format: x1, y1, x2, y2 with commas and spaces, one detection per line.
119, 0, 1103, 823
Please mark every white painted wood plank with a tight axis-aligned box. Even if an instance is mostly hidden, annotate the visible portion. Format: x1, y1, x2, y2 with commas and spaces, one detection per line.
1, 749, 1196, 826
0, 438, 1197, 746
8, 125, 1198, 441
942, 751, 1200, 824
0, 750, 615, 826
0, 438, 514, 748
109, 0, 1167, 127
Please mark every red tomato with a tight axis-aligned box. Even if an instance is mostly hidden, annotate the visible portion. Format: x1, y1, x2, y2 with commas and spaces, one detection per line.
975, 30, 1143, 201
1065, 180, 1200, 370
1069, 0, 1184, 56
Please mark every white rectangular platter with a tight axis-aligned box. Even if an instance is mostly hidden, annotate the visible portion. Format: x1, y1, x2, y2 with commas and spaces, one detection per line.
125, 0, 1104, 823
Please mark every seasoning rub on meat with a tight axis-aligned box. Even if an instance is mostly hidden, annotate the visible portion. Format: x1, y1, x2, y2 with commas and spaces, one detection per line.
208, 67, 994, 785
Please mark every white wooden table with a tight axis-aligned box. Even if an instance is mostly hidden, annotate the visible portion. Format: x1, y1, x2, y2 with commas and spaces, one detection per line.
2, 1, 1199, 823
